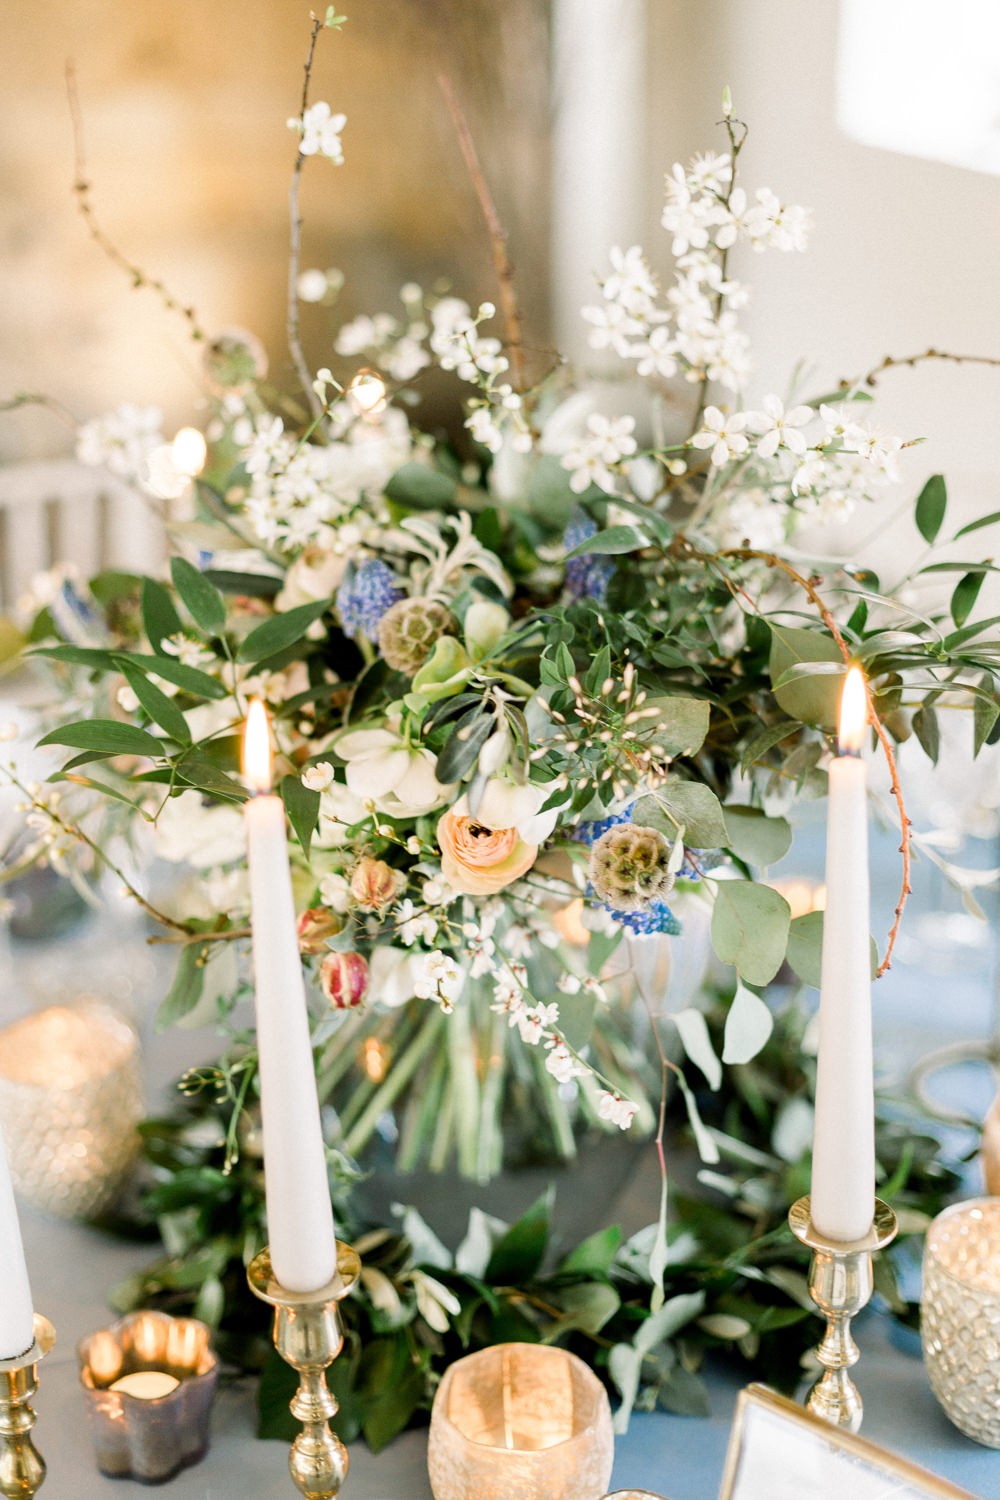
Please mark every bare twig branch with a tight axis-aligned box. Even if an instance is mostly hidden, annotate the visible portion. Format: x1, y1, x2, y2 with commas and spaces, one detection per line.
849, 347, 1000, 391
438, 73, 527, 392
66, 62, 207, 343
287, 18, 325, 424
0, 392, 78, 431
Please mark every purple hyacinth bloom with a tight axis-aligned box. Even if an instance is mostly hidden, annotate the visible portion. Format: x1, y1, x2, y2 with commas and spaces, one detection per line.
336, 559, 404, 640
564, 508, 615, 603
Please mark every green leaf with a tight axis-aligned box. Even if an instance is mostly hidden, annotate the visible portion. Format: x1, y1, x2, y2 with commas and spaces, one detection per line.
37, 718, 163, 759
31, 644, 119, 672
281, 775, 321, 858
564, 523, 648, 559
915, 473, 947, 543
155, 944, 208, 1030
634, 778, 728, 849
237, 601, 329, 663
485, 1190, 552, 1284
175, 755, 248, 802
710, 881, 790, 986
557, 1224, 622, 1277
658, 1364, 710, 1418
911, 703, 940, 764
115, 653, 228, 700
739, 719, 799, 774
142, 577, 182, 654
642, 696, 711, 758
954, 508, 1000, 540
609, 1343, 642, 1434
384, 462, 457, 510
170, 556, 227, 635
974, 676, 1000, 757
524, 456, 578, 528
722, 981, 774, 1064
768, 624, 843, 728
950, 569, 986, 628
547, 1282, 621, 1338
120, 663, 192, 745
785, 910, 878, 987
636, 1290, 705, 1353
723, 806, 792, 867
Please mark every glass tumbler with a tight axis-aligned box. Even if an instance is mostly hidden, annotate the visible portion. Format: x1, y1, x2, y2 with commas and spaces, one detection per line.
921, 1197, 1000, 1446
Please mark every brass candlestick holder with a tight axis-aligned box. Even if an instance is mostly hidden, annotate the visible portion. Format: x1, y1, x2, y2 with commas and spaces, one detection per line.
789, 1196, 897, 1432
0, 1315, 55, 1500
248, 1242, 361, 1500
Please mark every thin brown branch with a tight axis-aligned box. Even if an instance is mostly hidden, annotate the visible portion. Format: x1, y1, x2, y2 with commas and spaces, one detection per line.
438, 73, 527, 392
0, 392, 79, 431
66, 62, 206, 343
849, 347, 1000, 391
287, 18, 325, 424
704, 542, 912, 975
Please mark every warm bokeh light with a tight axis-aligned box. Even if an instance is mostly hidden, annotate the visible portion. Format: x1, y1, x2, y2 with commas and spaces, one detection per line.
88, 1330, 124, 1385
347, 368, 388, 419
838, 665, 867, 755
109, 1372, 181, 1401
551, 898, 590, 947
170, 426, 207, 478
242, 697, 274, 793
143, 445, 189, 501
769, 877, 827, 920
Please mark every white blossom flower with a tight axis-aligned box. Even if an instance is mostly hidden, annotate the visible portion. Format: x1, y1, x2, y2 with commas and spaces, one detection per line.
561, 414, 637, 495
337, 725, 456, 817
544, 1040, 585, 1084
394, 898, 438, 946
689, 406, 750, 467
722, 488, 788, 550
413, 949, 464, 1009
297, 269, 329, 303
302, 762, 335, 792
746, 394, 814, 458
288, 102, 347, 164
515, 1001, 560, 1045
603, 245, 658, 312
116, 684, 140, 714
319, 871, 352, 913
598, 1092, 638, 1130
76, 404, 164, 482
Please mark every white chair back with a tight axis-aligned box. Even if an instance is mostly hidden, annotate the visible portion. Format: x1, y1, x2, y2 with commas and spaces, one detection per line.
0, 460, 165, 612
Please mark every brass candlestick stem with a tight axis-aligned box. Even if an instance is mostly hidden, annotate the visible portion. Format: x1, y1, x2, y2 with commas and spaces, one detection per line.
789, 1196, 897, 1432
0, 1315, 55, 1500
248, 1242, 361, 1500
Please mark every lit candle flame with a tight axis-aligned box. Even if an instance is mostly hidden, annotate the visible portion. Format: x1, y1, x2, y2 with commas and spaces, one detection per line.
242, 698, 274, 793
838, 665, 867, 755
347, 368, 388, 420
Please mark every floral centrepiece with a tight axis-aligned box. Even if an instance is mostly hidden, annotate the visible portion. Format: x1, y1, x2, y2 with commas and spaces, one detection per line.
4, 22, 999, 1231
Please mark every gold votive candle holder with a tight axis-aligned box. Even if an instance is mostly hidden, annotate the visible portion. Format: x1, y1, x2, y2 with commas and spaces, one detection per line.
922, 1197, 1000, 1447
0, 1001, 142, 1220
78, 1310, 219, 1484
428, 1343, 614, 1500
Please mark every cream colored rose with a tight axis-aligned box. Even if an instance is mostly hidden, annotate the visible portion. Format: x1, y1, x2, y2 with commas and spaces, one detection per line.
436, 806, 538, 896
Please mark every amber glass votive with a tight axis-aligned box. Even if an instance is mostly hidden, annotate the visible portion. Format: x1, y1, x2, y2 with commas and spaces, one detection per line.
78, 1310, 219, 1483
428, 1343, 614, 1500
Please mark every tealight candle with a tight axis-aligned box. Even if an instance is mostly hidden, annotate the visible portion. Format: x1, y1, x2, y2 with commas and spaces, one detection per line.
109, 1371, 181, 1400
242, 699, 337, 1293
810, 666, 875, 1243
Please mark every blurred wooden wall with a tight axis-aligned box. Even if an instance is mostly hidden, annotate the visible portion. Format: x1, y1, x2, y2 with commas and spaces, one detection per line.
0, 0, 551, 458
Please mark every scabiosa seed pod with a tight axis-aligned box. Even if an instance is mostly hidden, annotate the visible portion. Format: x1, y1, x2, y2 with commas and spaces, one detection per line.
336, 559, 405, 640
377, 597, 457, 675
320, 950, 369, 1009
588, 823, 675, 911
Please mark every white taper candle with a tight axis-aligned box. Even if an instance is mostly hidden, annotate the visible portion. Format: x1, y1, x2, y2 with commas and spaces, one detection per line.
0, 1117, 35, 1357
243, 699, 337, 1292
810, 667, 876, 1243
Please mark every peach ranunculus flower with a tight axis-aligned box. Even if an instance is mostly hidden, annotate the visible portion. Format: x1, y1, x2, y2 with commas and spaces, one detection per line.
436, 798, 539, 896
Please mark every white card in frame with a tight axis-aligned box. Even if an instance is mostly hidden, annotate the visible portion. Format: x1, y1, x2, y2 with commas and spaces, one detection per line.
719, 1385, 978, 1500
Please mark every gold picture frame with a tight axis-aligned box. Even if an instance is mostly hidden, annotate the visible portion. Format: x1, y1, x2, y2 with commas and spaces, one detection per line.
719, 1385, 977, 1500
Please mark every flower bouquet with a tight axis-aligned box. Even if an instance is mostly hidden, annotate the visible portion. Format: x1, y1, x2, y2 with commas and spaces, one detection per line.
5, 16, 999, 1246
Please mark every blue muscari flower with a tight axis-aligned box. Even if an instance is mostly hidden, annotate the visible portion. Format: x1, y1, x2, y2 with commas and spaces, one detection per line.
336, 559, 404, 640
564, 508, 615, 603
573, 804, 635, 845
603, 898, 683, 937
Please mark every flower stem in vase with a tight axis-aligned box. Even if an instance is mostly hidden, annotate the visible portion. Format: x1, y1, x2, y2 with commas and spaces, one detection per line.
448, 1002, 483, 1180
342, 1009, 447, 1159
475, 1007, 508, 1182
429, 1080, 456, 1174
396, 1046, 449, 1173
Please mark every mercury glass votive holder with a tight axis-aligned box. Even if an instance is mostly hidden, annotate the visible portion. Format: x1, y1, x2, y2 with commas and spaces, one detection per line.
922, 1197, 1000, 1447
78, 1310, 219, 1483
0, 1000, 142, 1219
428, 1343, 614, 1500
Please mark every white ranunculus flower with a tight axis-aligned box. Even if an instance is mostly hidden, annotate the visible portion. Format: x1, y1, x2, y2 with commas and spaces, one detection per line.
337, 727, 455, 815
367, 945, 423, 1008
460, 775, 565, 844
152, 791, 246, 869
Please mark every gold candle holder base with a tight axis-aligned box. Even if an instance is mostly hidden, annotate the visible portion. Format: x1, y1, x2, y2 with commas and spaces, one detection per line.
248, 1242, 361, 1500
0, 1315, 55, 1500
789, 1196, 897, 1433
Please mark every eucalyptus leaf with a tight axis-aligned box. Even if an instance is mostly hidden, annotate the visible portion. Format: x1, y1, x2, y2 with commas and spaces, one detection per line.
609, 1343, 642, 1433
155, 943, 208, 1030
635, 779, 728, 849
642, 696, 711, 758
768, 623, 843, 728
672, 1008, 721, 1090
785, 911, 824, 989
710, 881, 790, 986
565, 524, 648, 559
723, 806, 792, 867
722, 982, 774, 1065
547, 1282, 620, 1337
384, 462, 457, 510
